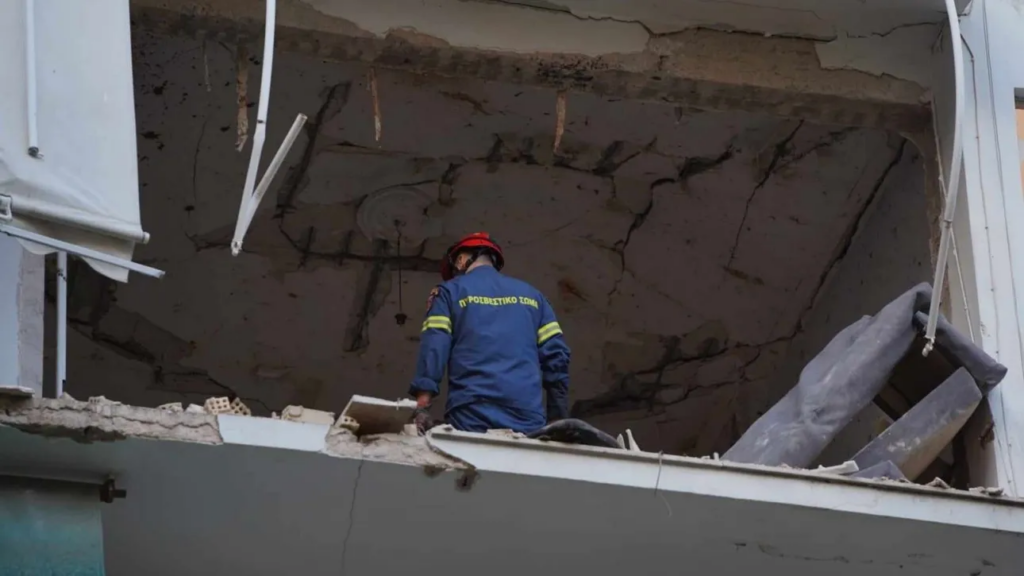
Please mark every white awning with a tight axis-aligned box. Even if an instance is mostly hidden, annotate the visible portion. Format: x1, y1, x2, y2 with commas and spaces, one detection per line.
0, 0, 151, 282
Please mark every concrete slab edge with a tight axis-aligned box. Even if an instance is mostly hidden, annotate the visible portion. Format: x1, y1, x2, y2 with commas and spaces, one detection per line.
0, 397, 464, 472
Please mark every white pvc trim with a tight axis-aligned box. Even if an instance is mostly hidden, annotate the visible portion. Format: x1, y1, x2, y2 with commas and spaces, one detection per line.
24, 0, 38, 156
231, 113, 306, 256
217, 415, 329, 452
233, 0, 277, 255
426, 427, 1024, 533
923, 0, 968, 354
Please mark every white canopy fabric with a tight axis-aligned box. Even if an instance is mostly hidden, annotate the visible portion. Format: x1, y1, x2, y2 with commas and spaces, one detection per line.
0, 0, 147, 282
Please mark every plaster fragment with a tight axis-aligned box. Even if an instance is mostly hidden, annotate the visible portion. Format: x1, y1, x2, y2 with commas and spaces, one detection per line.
235, 44, 249, 151
553, 90, 567, 153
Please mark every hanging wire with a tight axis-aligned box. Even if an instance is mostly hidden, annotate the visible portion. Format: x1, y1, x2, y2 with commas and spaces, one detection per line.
394, 221, 407, 326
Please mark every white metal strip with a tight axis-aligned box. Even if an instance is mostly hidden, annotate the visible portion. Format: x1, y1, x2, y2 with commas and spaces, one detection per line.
0, 224, 164, 278
426, 427, 1024, 533
55, 251, 66, 399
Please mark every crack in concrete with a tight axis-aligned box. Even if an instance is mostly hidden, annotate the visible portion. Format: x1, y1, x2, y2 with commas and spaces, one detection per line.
50, 260, 276, 413
438, 162, 462, 206
592, 138, 652, 176
791, 140, 907, 334
676, 146, 735, 184
338, 458, 364, 575
571, 335, 787, 419
485, 0, 658, 36
343, 240, 392, 353
276, 82, 352, 216
481, 0, 838, 41
725, 121, 804, 267
604, 177, 668, 300
605, 145, 734, 301
773, 127, 855, 174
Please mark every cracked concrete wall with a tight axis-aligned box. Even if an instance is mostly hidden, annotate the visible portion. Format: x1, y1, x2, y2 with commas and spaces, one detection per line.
53, 27, 928, 456
130, 0, 933, 132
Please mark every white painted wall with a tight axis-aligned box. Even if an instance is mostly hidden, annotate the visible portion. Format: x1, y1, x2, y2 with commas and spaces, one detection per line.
943, 0, 1024, 494
0, 235, 44, 395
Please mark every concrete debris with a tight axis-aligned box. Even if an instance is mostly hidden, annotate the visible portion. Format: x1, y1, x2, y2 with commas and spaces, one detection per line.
850, 460, 907, 482
335, 415, 361, 433
0, 385, 34, 398
0, 397, 222, 445
1, 398, 460, 470
402, 423, 417, 436
281, 405, 335, 425
925, 477, 952, 490
204, 397, 232, 415
485, 428, 527, 439
229, 397, 252, 416
88, 396, 122, 407
157, 402, 184, 413
969, 486, 1005, 497
324, 426, 464, 471
812, 461, 859, 475
616, 434, 625, 449
624, 429, 641, 452
61, 392, 75, 401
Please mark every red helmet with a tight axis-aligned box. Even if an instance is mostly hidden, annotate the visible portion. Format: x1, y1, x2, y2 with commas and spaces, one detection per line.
441, 232, 505, 281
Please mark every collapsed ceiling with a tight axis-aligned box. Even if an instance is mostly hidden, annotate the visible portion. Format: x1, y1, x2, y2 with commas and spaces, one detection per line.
53, 24, 927, 456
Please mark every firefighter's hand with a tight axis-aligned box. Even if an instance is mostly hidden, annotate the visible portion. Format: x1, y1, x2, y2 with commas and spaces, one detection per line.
412, 407, 435, 436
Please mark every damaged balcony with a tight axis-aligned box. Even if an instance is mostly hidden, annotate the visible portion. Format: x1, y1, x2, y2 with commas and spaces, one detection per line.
43, 13, 988, 486
11, 0, 991, 485
3, 0, 1024, 572
1, 394, 1022, 575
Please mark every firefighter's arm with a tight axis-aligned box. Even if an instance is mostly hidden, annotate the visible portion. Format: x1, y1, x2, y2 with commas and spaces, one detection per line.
538, 296, 571, 422
409, 286, 454, 405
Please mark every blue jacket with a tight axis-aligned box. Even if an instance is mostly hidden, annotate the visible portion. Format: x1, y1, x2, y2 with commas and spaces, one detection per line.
409, 266, 571, 433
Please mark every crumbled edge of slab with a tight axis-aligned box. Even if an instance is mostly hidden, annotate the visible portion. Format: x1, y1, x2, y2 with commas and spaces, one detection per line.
323, 427, 466, 473
0, 396, 223, 445
0, 396, 465, 473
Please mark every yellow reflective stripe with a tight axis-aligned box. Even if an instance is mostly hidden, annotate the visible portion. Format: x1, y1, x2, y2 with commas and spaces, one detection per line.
421, 316, 452, 333
537, 322, 562, 344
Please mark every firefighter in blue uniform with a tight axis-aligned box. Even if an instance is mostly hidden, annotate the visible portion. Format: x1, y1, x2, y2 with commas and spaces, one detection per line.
409, 232, 571, 435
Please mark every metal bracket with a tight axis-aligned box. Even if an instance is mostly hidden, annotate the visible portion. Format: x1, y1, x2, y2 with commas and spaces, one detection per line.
99, 478, 127, 503
0, 195, 12, 221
